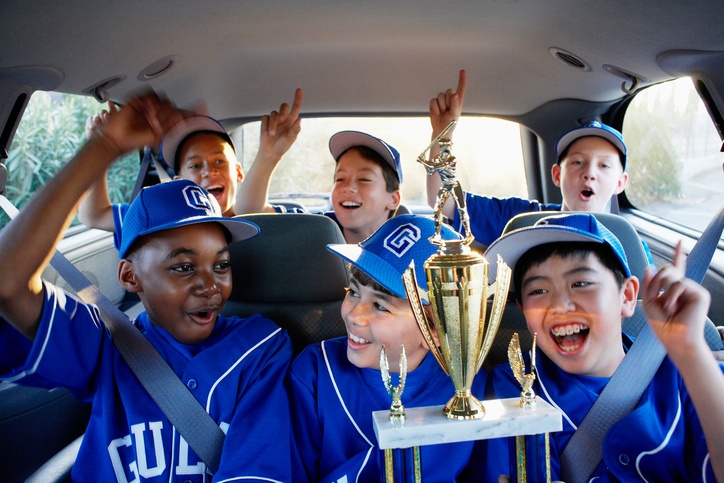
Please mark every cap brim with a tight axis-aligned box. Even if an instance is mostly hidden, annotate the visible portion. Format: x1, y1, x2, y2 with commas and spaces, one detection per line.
329, 131, 400, 181
484, 225, 603, 285
556, 127, 626, 160
327, 243, 409, 299
138, 215, 259, 245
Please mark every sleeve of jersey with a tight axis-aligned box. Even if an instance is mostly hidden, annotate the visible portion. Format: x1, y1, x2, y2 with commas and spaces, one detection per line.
453, 193, 557, 247
214, 323, 294, 482
0, 282, 105, 399
285, 345, 324, 482
112, 203, 130, 251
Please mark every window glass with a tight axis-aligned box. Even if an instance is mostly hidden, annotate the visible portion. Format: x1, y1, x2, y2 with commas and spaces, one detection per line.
623, 77, 723, 233
235, 116, 526, 211
1, 92, 138, 230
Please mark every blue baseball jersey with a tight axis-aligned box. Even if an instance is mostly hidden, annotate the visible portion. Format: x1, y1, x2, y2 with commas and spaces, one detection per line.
452, 193, 560, 248
286, 337, 488, 482
486, 336, 720, 482
0, 282, 293, 483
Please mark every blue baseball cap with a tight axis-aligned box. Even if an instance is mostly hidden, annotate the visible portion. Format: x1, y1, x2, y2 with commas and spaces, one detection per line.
160, 115, 235, 173
555, 121, 627, 169
327, 215, 461, 300
483, 213, 630, 286
329, 130, 404, 183
119, 179, 259, 258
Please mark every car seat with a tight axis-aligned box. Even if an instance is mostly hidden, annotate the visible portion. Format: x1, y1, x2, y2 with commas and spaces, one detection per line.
222, 213, 350, 354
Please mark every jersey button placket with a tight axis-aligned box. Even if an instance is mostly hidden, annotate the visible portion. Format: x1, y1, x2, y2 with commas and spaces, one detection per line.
186, 378, 198, 390
618, 453, 630, 466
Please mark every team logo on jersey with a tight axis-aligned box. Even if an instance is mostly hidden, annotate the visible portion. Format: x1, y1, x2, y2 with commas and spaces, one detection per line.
182, 185, 218, 215
383, 223, 420, 257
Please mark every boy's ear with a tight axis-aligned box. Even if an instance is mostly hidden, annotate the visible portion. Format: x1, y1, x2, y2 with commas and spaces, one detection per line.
386, 190, 401, 211
235, 161, 244, 183
620, 276, 639, 318
613, 171, 629, 194
551, 163, 562, 187
118, 259, 143, 293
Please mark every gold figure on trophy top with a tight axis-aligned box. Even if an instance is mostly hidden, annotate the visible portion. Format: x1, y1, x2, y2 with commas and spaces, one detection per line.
416, 120, 474, 246
508, 332, 538, 408
380, 345, 407, 421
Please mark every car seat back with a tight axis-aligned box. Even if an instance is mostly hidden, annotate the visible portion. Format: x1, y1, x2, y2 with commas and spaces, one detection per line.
223, 213, 349, 354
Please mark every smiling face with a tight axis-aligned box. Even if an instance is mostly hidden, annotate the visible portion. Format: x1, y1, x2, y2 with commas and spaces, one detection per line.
118, 223, 233, 345
175, 132, 243, 217
518, 251, 637, 377
552, 136, 628, 213
331, 150, 401, 244
341, 275, 430, 372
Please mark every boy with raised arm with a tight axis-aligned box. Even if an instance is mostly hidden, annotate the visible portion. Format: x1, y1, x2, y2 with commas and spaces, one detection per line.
78, 89, 303, 247
286, 214, 487, 482
0, 93, 293, 482
235, 91, 404, 244
428, 70, 630, 248
483, 213, 723, 481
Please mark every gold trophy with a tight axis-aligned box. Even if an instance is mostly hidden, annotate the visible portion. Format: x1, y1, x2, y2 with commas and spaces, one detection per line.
403, 121, 511, 419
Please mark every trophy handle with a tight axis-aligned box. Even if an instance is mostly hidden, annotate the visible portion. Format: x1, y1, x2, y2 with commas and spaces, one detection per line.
475, 255, 512, 372
403, 262, 449, 376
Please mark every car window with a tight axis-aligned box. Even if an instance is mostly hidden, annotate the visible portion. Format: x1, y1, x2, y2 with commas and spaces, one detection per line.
1, 92, 138, 230
623, 77, 724, 234
234, 116, 527, 211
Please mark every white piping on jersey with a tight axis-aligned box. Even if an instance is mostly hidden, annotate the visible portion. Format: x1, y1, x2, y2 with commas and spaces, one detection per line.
635, 390, 682, 482
321, 339, 375, 483
205, 326, 282, 412
534, 360, 577, 431
216, 477, 284, 482
702, 454, 711, 483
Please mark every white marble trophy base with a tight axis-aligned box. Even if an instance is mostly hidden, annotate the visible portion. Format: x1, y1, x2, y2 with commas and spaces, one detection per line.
373, 397, 562, 449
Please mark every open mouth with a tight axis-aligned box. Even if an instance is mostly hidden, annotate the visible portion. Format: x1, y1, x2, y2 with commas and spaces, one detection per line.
348, 332, 371, 346
205, 184, 225, 198
189, 309, 217, 325
340, 201, 361, 210
551, 323, 589, 353
580, 188, 594, 199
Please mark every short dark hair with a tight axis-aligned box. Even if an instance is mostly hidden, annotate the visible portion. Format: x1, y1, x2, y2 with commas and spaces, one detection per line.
336, 145, 400, 193
513, 241, 627, 303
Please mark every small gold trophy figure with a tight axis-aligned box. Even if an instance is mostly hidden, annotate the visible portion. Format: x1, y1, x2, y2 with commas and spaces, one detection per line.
508, 332, 537, 408
416, 121, 473, 245
380, 345, 407, 420
404, 121, 511, 420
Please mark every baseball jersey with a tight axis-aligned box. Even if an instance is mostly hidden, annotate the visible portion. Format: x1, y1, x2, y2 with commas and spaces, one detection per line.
451, 193, 560, 248
486, 336, 720, 482
286, 336, 488, 483
0, 281, 293, 483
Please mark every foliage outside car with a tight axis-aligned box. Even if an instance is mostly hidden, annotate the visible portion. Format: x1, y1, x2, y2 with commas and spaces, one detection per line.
1, 93, 137, 229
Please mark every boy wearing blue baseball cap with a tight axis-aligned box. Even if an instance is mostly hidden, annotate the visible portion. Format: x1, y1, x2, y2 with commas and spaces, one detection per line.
236, 119, 404, 244
427, 70, 630, 248
286, 215, 487, 482
0, 93, 294, 482
482, 213, 724, 481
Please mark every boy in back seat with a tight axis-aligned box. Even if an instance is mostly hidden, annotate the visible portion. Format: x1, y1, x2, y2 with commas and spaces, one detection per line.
483, 213, 723, 481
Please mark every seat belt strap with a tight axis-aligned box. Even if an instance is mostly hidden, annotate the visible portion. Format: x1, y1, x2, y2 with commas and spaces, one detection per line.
0, 193, 225, 474
130, 148, 172, 201
560, 203, 724, 482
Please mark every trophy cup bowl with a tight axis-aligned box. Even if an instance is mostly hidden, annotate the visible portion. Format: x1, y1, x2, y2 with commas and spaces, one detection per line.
403, 240, 511, 420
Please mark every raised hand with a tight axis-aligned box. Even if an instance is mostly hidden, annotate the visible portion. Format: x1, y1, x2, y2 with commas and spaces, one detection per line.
429, 69, 466, 139
642, 241, 712, 360
259, 88, 303, 160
